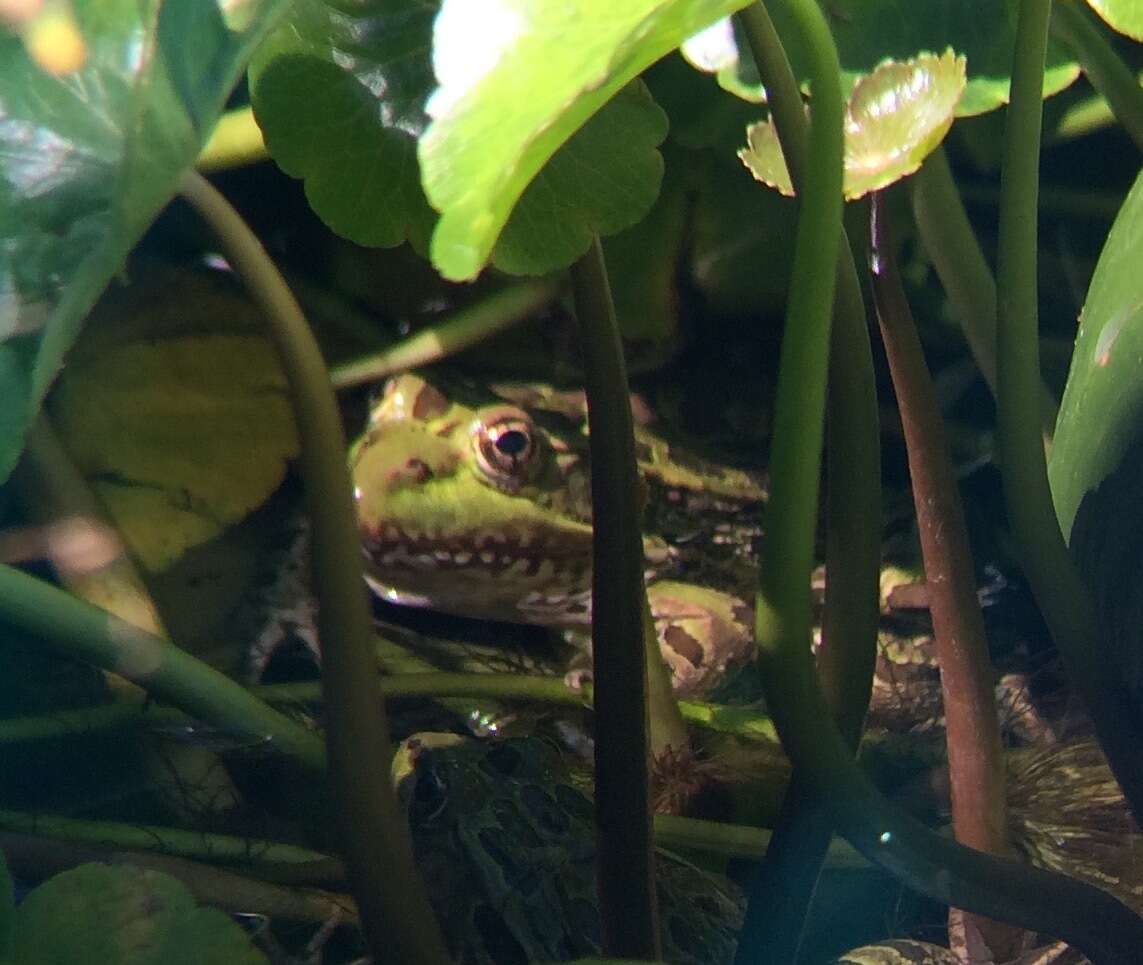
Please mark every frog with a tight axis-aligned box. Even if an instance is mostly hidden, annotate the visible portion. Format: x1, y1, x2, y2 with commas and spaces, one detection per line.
393, 732, 744, 964
350, 372, 766, 697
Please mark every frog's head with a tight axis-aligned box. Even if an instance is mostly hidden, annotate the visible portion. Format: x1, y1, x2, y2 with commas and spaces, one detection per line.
352, 373, 656, 624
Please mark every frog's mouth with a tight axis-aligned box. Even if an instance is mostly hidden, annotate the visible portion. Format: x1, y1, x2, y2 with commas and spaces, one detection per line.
360, 521, 599, 624
361, 522, 593, 576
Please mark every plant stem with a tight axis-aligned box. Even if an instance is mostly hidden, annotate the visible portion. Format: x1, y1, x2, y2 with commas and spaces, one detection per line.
736, 1, 1143, 956
0, 564, 325, 773
996, 1, 1143, 821
1051, 0, 1143, 151
736, 3, 881, 963
570, 235, 661, 961
871, 191, 1019, 960
0, 832, 352, 926
178, 171, 449, 964
0, 811, 334, 874
751, 0, 844, 730
911, 149, 1060, 436
329, 278, 563, 390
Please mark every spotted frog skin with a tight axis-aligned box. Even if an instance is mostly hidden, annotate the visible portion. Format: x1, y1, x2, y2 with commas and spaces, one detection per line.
351, 373, 765, 696
394, 733, 744, 964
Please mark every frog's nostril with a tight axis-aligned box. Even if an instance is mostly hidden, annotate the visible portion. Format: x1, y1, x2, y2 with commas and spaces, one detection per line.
389, 458, 432, 485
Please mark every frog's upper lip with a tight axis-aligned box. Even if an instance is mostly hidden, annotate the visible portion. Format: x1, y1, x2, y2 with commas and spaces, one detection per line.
360, 522, 591, 565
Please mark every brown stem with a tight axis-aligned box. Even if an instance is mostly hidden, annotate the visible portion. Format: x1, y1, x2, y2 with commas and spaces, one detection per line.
870, 192, 1020, 959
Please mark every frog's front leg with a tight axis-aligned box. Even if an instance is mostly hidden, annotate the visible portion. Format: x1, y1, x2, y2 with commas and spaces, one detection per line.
565, 581, 754, 697
648, 581, 754, 696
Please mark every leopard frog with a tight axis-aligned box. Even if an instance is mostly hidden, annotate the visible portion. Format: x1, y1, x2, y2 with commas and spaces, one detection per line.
351, 373, 765, 696
394, 732, 744, 963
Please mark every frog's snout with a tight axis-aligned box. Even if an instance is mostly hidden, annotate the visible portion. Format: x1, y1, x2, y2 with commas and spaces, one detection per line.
387, 457, 433, 486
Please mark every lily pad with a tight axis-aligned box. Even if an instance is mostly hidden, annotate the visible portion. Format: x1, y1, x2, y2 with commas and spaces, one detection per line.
1087, 0, 1143, 42
419, 0, 755, 281
48, 271, 299, 573
0, 0, 287, 485
12, 864, 265, 964
739, 51, 966, 200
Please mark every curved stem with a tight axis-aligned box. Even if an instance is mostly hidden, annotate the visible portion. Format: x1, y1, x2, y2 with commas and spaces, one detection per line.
996, 1, 1143, 821
872, 191, 1019, 959
752, 0, 844, 686
570, 235, 661, 961
736, 3, 880, 963
911, 149, 1060, 436
0, 810, 334, 873
178, 171, 449, 964
1051, 0, 1143, 151
0, 564, 325, 773
329, 278, 563, 390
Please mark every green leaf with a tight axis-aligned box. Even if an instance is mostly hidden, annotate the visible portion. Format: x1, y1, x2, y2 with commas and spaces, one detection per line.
12, 864, 266, 965
1087, 0, 1143, 42
687, 3, 1078, 117
600, 152, 689, 343
491, 82, 668, 276
420, 0, 755, 281
680, 17, 763, 102
1049, 166, 1143, 539
1049, 167, 1143, 699
49, 270, 299, 572
247, 0, 438, 251
0, 0, 287, 485
739, 51, 966, 199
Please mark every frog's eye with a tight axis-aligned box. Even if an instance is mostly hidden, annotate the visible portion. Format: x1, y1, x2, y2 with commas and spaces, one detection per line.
471, 407, 539, 489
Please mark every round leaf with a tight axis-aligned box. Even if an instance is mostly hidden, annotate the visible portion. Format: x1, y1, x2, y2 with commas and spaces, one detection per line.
13, 864, 266, 965
491, 82, 668, 276
50, 273, 299, 572
420, 0, 756, 281
1088, 0, 1143, 42
247, 0, 438, 250
739, 51, 966, 200
688, 2, 1078, 117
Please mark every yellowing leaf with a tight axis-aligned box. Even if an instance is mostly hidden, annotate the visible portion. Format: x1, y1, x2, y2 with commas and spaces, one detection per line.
51, 274, 298, 571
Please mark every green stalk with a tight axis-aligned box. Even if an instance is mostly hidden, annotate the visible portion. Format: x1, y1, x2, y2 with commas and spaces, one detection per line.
178, 171, 449, 964
570, 235, 661, 961
911, 149, 1059, 436
751, 0, 844, 731
871, 192, 1018, 959
653, 815, 867, 868
0, 832, 350, 926
0, 565, 325, 773
329, 278, 563, 390
735, 0, 1143, 957
736, 3, 880, 962
260, 675, 781, 739
1051, 0, 1143, 151
995, 2, 1143, 819
0, 811, 334, 873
